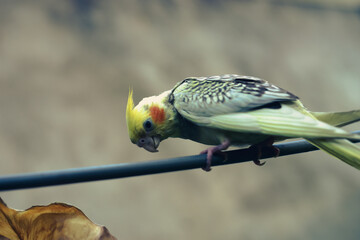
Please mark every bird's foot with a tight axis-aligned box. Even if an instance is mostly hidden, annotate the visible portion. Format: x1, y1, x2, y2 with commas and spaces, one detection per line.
200, 140, 231, 172
249, 137, 279, 166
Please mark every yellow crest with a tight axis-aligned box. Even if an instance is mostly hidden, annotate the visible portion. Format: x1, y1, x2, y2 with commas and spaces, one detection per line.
126, 88, 147, 143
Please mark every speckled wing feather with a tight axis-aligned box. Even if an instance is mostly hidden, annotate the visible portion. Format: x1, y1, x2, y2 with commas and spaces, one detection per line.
171, 74, 360, 140
171, 74, 298, 117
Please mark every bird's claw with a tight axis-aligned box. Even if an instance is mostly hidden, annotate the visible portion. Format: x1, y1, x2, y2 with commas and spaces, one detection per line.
253, 159, 266, 166
200, 148, 214, 172
200, 140, 231, 172
249, 137, 279, 167
202, 164, 212, 172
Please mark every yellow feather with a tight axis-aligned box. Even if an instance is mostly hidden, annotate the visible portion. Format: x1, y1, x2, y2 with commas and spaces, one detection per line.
126, 88, 147, 143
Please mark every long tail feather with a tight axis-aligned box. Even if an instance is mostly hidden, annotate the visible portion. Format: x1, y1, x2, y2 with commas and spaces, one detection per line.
306, 138, 360, 170
311, 110, 360, 127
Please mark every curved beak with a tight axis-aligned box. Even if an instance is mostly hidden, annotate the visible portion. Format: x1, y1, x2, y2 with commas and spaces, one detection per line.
137, 136, 161, 153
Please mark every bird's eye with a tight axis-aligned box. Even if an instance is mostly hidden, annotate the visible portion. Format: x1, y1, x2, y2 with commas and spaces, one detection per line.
143, 119, 154, 132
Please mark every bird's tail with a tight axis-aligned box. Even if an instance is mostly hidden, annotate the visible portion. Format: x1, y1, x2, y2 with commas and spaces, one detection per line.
308, 109, 360, 170
310, 109, 360, 127
306, 138, 360, 170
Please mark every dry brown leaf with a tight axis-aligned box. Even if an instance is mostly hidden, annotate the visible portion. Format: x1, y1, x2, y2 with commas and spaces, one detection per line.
0, 198, 117, 240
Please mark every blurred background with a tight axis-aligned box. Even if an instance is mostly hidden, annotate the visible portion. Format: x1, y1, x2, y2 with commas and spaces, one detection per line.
1, 0, 360, 239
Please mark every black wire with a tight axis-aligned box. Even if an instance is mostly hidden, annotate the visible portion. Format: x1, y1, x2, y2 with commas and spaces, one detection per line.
0, 131, 359, 191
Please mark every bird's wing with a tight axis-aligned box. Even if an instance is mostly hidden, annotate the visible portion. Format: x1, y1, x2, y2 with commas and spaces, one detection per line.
171, 74, 298, 117
171, 75, 360, 140
178, 102, 360, 139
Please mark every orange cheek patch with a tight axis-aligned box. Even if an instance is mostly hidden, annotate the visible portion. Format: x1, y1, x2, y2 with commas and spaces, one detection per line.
149, 106, 165, 124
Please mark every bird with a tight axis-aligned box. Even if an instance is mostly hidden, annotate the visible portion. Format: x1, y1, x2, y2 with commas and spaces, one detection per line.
126, 74, 360, 171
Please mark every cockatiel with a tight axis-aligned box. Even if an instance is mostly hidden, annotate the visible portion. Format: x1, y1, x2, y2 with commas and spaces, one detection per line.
126, 74, 360, 171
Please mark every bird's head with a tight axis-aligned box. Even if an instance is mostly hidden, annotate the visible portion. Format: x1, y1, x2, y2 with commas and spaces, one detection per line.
126, 89, 175, 153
